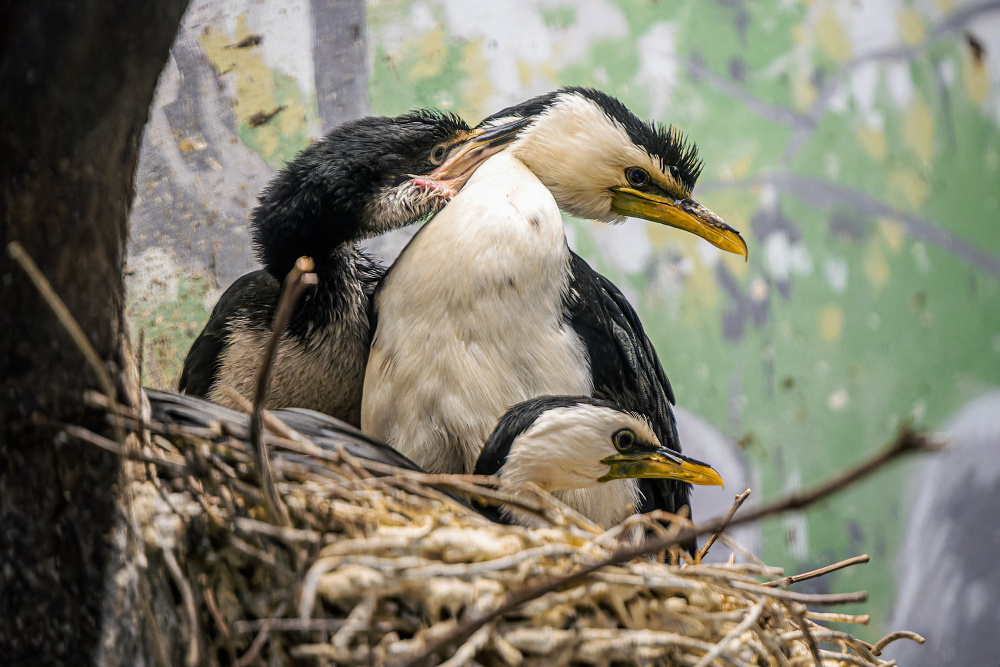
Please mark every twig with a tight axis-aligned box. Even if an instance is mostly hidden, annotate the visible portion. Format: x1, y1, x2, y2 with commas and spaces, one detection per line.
727, 580, 866, 606
398, 426, 933, 667
7, 240, 117, 402
162, 547, 199, 667
817, 651, 886, 667
234, 599, 290, 667
61, 424, 187, 471
332, 594, 376, 649
250, 256, 316, 526
231, 618, 345, 634
871, 630, 926, 656
201, 573, 237, 664
438, 623, 493, 667
786, 604, 822, 667
7, 241, 127, 446
764, 554, 870, 588
804, 611, 870, 625
137, 328, 146, 389
234, 517, 322, 544
716, 532, 766, 566
799, 628, 879, 663
692, 599, 765, 667
697, 488, 751, 562
681, 427, 940, 545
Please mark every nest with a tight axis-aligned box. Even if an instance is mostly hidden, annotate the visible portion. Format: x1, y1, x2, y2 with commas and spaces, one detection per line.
80, 390, 918, 667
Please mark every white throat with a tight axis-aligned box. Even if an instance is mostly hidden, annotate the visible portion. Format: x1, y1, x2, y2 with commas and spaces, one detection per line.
361, 152, 593, 474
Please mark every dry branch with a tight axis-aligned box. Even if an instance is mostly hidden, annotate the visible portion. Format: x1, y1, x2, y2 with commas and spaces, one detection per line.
250, 256, 317, 526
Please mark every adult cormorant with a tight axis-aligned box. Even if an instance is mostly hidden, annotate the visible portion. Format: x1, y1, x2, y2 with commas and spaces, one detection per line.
362, 88, 745, 520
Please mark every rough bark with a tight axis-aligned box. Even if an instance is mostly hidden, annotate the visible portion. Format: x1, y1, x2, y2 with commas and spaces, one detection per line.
0, 1, 189, 665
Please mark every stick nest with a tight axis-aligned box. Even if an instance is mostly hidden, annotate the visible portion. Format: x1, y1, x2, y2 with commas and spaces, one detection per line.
97, 393, 909, 667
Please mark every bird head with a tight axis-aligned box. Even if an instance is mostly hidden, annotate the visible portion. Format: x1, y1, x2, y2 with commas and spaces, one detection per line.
361, 111, 533, 237
251, 110, 529, 278
478, 87, 748, 259
478, 396, 724, 493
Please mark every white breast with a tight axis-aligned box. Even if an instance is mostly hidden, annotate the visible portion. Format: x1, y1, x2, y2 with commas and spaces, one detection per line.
361, 152, 592, 474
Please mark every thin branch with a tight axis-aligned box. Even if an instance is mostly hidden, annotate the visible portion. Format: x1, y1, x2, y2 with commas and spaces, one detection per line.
693, 600, 765, 667
201, 573, 237, 665
871, 630, 926, 656
397, 425, 937, 667
61, 424, 187, 472
162, 547, 199, 667
231, 618, 345, 634
250, 256, 316, 527
7, 240, 117, 402
697, 488, 751, 562
438, 624, 493, 667
725, 580, 866, 606
786, 604, 822, 667
234, 599, 290, 667
8, 241, 127, 447
804, 610, 870, 625
764, 554, 870, 588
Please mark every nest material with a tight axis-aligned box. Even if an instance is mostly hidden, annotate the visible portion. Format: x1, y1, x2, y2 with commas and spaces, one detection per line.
100, 393, 908, 667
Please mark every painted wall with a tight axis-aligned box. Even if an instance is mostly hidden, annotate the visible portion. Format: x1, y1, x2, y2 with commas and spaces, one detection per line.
128, 0, 1000, 653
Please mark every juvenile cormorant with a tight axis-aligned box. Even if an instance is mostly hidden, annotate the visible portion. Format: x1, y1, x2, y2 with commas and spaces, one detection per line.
179, 111, 529, 426
476, 395, 723, 527
361, 88, 746, 520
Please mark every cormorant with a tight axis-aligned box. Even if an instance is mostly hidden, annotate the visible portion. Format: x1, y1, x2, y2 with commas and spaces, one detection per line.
476, 395, 723, 527
179, 111, 529, 426
361, 87, 746, 521
143, 389, 722, 528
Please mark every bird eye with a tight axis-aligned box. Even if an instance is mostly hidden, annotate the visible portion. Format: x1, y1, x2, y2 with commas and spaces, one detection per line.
612, 428, 636, 451
625, 167, 649, 187
429, 143, 448, 165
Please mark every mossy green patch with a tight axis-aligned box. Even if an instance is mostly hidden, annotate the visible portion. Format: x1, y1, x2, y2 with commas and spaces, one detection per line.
129, 274, 214, 391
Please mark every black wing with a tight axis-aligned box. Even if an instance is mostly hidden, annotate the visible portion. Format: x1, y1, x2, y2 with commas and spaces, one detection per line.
565, 252, 690, 517
145, 388, 424, 474
274, 407, 424, 472
178, 270, 280, 396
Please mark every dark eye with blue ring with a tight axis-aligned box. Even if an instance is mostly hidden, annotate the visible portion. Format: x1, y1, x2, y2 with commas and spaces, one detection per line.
613, 428, 636, 451
625, 167, 649, 187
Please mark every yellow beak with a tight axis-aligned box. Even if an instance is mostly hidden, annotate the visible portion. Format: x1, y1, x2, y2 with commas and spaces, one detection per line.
610, 186, 748, 260
599, 448, 725, 487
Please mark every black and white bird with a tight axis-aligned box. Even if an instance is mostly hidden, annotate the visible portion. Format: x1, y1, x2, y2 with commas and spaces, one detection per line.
362, 88, 746, 520
476, 396, 723, 527
179, 111, 528, 426
143, 389, 722, 528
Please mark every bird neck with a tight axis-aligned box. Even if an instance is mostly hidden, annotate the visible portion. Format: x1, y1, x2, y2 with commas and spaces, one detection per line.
253, 207, 364, 282
553, 482, 641, 527
250, 134, 382, 281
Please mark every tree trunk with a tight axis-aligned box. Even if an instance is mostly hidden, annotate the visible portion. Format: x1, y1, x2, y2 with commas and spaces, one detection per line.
0, 1, 189, 664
